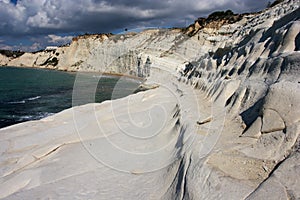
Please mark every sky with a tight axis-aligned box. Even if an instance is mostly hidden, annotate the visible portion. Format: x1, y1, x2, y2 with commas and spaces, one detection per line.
0, 0, 272, 52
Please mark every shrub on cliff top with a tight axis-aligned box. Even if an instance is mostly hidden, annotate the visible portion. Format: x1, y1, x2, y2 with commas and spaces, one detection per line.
207, 10, 234, 21
0, 49, 24, 58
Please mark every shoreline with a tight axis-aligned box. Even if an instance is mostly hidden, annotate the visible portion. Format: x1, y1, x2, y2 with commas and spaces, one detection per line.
0, 65, 145, 82
0, 66, 145, 129
0, 1, 299, 198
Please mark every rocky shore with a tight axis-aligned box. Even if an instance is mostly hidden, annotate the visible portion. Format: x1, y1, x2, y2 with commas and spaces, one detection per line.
0, 0, 299, 199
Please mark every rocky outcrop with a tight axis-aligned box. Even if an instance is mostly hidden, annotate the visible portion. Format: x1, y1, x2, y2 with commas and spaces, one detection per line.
0, 50, 24, 66
1, 30, 181, 74
0, 54, 9, 66
185, 10, 243, 36
178, 1, 300, 198
0, 0, 299, 199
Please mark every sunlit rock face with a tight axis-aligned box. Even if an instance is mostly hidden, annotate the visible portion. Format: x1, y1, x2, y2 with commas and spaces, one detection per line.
0, 0, 299, 199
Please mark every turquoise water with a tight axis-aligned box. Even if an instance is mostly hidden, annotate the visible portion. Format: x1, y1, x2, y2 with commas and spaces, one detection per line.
0, 67, 141, 128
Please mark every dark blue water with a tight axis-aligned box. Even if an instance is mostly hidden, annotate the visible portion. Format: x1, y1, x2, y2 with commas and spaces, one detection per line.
0, 67, 141, 128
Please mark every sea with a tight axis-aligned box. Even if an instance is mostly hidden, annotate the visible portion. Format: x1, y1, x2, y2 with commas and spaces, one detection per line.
0, 66, 141, 129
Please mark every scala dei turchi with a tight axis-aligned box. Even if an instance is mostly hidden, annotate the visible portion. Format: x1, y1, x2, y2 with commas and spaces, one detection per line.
0, 0, 300, 199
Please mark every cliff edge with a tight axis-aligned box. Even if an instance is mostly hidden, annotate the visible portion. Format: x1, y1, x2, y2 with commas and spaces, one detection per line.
0, 0, 299, 199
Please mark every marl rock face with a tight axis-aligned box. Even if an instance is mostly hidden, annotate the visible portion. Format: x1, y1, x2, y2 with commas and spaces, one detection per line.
0, 0, 300, 199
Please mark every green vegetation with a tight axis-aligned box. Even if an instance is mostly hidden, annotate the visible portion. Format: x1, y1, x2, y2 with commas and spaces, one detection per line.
185, 9, 242, 36
0, 49, 24, 58
207, 10, 234, 21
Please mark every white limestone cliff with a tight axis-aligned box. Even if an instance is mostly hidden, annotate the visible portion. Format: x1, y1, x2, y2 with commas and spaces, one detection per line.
0, 0, 299, 199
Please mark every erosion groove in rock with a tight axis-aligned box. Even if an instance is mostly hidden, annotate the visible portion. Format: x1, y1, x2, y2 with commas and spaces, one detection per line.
0, 0, 299, 199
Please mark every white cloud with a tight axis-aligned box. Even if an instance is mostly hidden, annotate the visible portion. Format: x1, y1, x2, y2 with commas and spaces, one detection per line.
0, 44, 13, 50
0, 0, 10, 4
0, 0, 271, 35
27, 11, 51, 27
0, 0, 271, 50
28, 42, 42, 51
47, 34, 73, 44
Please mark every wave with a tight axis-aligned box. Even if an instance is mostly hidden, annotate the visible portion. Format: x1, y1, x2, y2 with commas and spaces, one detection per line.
26, 96, 41, 101
7, 100, 26, 104
17, 115, 34, 120
17, 112, 54, 121
6, 96, 41, 104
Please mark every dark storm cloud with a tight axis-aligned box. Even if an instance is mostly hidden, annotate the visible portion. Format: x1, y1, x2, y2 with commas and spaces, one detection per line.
0, 0, 271, 51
